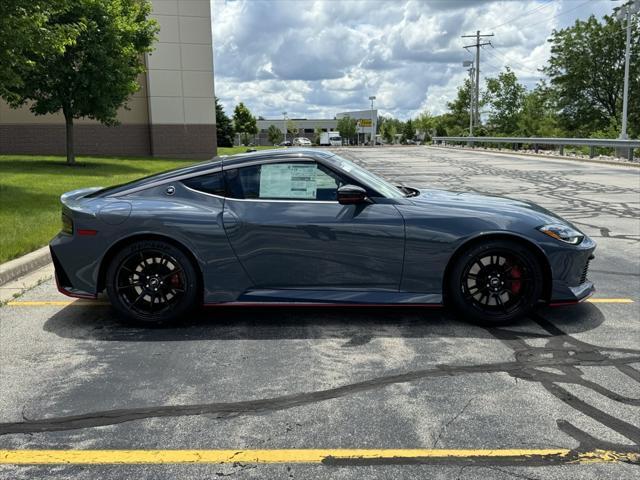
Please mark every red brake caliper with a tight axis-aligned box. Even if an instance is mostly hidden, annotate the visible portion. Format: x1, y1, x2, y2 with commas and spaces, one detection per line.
170, 273, 182, 289
510, 265, 522, 294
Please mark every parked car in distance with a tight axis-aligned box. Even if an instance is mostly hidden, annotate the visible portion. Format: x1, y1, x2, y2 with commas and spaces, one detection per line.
320, 131, 342, 146
278, 140, 292, 147
50, 148, 595, 326
293, 137, 312, 146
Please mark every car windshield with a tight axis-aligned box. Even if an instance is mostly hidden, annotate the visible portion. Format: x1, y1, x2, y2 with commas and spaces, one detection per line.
327, 154, 405, 198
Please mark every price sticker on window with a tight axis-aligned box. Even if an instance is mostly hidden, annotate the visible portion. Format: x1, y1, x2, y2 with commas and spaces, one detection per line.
259, 164, 317, 199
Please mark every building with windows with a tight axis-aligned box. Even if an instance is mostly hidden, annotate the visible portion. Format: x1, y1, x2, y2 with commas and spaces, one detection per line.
336, 109, 378, 144
0, 0, 216, 158
255, 109, 378, 146
255, 118, 338, 145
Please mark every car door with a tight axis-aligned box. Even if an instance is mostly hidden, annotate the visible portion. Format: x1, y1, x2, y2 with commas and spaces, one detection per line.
222, 158, 405, 290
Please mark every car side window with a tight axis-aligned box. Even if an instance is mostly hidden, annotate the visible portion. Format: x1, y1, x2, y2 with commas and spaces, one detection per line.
181, 171, 226, 197
225, 162, 349, 201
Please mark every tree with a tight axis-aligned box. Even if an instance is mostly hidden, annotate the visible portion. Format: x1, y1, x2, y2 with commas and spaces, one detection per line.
543, 14, 640, 137
3, 0, 158, 164
0, 1, 80, 102
414, 111, 434, 142
484, 67, 526, 135
517, 82, 562, 137
233, 102, 258, 146
337, 116, 357, 144
313, 127, 323, 145
445, 78, 476, 135
215, 97, 234, 147
267, 124, 283, 145
401, 119, 416, 143
286, 119, 299, 139
380, 121, 396, 144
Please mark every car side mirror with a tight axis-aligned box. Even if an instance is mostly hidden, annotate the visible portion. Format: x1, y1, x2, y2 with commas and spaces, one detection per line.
337, 185, 368, 205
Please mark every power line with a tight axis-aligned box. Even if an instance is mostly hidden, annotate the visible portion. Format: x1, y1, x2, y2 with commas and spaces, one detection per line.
481, 45, 543, 75
487, 0, 556, 31
523, 0, 594, 30
477, 49, 540, 79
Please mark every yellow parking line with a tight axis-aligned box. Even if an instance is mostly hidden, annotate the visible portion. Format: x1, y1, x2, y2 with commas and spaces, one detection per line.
0, 448, 636, 465
4, 298, 635, 307
5, 300, 108, 306
587, 298, 635, 303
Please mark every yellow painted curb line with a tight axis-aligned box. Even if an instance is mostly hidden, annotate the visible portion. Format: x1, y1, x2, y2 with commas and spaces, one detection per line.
0, 448, 637, 465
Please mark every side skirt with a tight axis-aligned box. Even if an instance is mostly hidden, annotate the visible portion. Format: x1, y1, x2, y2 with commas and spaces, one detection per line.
204, 289, 443, 307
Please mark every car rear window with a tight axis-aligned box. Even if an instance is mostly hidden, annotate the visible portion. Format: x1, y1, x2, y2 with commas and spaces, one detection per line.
181, 172, 226, 196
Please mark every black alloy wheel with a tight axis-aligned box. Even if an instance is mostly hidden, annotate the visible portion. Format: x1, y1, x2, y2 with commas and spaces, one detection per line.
448, 240, 543, 325
106, 240, 198, 325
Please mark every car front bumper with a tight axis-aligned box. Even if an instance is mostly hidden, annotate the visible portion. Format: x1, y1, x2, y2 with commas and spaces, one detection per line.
544, 233, 596, 304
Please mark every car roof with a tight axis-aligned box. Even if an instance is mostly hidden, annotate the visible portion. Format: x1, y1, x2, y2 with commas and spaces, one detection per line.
220, 148, 333, 168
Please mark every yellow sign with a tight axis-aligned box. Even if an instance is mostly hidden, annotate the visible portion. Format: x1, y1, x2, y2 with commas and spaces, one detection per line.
358, 119, 372, 127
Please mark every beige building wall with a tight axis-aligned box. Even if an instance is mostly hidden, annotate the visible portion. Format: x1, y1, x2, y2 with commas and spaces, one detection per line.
146, 0, 216, 157
0, 0, 216, 158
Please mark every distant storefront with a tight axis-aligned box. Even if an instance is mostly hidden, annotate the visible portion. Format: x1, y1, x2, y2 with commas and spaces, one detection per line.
254, 109, 378, 146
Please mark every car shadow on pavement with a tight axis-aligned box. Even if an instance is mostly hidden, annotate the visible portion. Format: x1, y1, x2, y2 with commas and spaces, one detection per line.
42, 302, 605, 342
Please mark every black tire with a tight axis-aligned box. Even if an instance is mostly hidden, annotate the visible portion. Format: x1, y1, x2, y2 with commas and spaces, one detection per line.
106, 240, 199, 326
447, 239, 544, 326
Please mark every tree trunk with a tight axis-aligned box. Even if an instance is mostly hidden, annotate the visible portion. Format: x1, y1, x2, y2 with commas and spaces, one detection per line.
64, 109, 75, 165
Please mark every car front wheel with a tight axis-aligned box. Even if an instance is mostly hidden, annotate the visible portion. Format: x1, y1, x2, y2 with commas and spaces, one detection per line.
106, 240, 199, 326
448, 239, 544, 326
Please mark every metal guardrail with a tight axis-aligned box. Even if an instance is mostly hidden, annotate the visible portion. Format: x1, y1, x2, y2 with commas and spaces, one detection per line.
432, 136, 639, 161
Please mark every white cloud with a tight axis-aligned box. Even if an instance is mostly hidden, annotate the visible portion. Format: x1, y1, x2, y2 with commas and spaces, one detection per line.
211, 0, 616, 119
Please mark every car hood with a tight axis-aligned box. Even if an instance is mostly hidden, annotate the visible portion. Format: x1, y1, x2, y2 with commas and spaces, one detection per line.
409, 189, 579, 229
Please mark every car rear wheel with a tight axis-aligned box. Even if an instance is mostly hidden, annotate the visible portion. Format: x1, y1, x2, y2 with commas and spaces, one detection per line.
447, 240, 543, 326
106, 240, 199, 326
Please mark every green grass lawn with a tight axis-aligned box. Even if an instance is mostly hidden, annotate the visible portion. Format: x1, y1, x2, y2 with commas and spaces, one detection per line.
0, 146, 275, 263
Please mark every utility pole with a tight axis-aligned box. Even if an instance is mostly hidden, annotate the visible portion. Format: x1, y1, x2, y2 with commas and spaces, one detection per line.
616, 0, 640, 139
462, 30, 493, 125
282, 111, 287, 145
369, 95, 376, 147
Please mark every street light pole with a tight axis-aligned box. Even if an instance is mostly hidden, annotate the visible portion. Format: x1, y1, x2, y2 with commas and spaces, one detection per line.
463, 60, 474, 136
282, 111, 287, 145
369, 96, 376, 147
620, 6, 632, 139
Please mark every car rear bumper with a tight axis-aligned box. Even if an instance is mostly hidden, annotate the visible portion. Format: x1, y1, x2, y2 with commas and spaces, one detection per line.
49, 235, 99, 299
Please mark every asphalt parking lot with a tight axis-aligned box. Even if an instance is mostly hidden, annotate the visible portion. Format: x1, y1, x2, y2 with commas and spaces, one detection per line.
0, 146, 638, 479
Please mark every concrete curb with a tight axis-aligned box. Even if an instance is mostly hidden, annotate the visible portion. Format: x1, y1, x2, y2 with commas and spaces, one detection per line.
0, 246, 52, 287
0, 264, 54, 304
426, 145, 640, 168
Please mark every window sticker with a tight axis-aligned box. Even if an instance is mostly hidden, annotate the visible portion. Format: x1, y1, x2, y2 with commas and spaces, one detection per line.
259, 163, 317, 199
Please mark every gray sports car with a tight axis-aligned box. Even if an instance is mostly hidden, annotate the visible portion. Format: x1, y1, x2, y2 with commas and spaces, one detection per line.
50, 149, 595, 326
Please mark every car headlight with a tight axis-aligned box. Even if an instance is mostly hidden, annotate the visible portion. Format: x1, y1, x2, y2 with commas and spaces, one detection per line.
537, 224, 584, 245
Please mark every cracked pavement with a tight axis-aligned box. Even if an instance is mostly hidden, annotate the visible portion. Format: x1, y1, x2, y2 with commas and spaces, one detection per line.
0, 146, 638, 479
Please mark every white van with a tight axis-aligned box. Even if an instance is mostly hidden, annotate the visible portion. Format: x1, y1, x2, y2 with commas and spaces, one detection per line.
320, 131, 342, 146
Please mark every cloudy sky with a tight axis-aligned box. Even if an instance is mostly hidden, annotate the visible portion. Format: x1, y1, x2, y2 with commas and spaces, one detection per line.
212, 0, 621, 120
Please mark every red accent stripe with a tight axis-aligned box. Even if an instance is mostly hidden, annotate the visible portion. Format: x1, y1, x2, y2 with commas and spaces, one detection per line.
548, 301, 579, 307
204, 302, 444, 308
549, 291, 594, 307
54, 273, 98, 300
77, 229, 98, 236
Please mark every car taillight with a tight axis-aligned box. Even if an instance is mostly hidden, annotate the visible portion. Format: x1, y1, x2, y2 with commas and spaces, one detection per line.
61, 213, 73, 235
